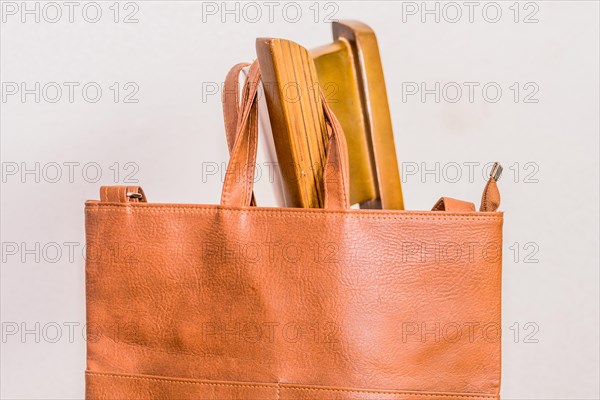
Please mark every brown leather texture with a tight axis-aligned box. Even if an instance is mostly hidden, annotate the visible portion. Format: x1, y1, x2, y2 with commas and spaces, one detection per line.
85, 62, 503, 399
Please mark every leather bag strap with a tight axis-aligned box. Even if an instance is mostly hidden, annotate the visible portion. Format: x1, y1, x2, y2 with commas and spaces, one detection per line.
223, 62, 257, 206
432, 197, 476, 212
220, 60, 350, 210
480, 174, 501, 212
223, 63, 250, 152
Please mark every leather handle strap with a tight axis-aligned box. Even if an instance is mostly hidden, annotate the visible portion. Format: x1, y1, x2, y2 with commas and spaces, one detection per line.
223, 63, 250, 152
431, 163, 502, 212
220, 61, 261, 208
432, 197, 476, 212
223, 62, 257, 207
480, 176, 501, 212
220, 60, 350, 210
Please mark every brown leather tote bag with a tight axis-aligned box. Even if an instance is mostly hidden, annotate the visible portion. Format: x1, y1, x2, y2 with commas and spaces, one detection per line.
85, 62, 503, 399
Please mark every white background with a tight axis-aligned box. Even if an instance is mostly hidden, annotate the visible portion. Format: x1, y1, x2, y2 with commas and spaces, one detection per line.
1, 1, 599, 399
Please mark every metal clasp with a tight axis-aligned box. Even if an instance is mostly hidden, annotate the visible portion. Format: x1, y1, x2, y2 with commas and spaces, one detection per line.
126, 192, 143, 199
490, 162, 503, 181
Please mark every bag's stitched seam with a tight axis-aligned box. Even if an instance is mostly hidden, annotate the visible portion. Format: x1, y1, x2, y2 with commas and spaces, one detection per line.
86, 206, 502, 221
87, 372, 275, 390
244, 108, 252, 206
481, 180, 490, 212
281, 385, 495, 398
89, 210, 501, 221
334, 120, 349, 209
86, 371, 495, 398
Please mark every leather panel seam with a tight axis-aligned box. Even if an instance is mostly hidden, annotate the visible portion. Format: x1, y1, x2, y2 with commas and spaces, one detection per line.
86, 371, 497, 398
85, 206, 502, 221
